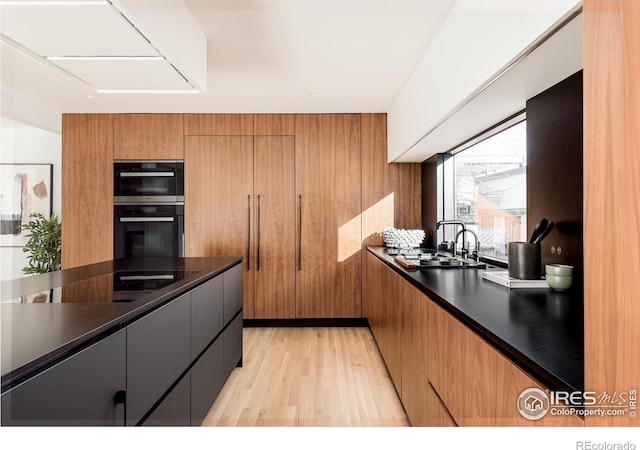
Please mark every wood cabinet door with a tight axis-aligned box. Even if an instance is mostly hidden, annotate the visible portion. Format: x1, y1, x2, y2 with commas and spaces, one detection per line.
428, 301, 583, 427
400, 281, 431, 426
253, 136, 295, 318
113, 114, 184, 160
184, 136, 255, 318
62, 114, 113, 269
295, 114, 362, 318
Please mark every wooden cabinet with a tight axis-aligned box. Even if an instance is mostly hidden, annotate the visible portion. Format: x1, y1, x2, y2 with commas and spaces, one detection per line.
400, 280, 431, 426
366, 251, 582, 427
254, 114, 295, 136
1, 329, 126, 426
113, 114, 184, 160
62, 114, 113, 269
253, 136, 296, 318
428, 300, 582, 427
365, 251, 402, 392
584, 0, 640, 427
295, 114, 362, 318
184, 136, 255, 316
184, 114, 254, 136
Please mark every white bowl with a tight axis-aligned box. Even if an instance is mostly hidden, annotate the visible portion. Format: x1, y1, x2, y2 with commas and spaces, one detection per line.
546, 274, 573, 291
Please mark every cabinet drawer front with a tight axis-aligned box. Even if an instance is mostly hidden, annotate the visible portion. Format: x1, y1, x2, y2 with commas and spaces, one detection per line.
223, 263, 243, 322
1, 329, 126, 426
141, 373, 191, 427
191, 338, 225, 426
126, 294, 190, 425
223, 313, 243, 376
191, 275, 224, 358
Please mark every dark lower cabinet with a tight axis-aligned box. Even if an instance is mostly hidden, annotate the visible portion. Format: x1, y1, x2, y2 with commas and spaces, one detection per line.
224, 313, 244, 373
223, 263, 243, 323
1, 329, 126, 426
1, 266, 243, 427
126, 292, 191, 426
190, 338, 225, 426
141, 373, 191, 427
191, 275, 224, 359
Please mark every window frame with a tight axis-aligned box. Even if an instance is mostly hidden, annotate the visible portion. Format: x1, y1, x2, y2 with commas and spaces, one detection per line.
440, 110, 527, 267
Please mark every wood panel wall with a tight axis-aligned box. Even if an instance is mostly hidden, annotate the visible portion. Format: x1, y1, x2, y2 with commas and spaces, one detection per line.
61, 114, 113, 269
526, 70, 583, 270
584, 0, 640, 427
361, 113, 421, 247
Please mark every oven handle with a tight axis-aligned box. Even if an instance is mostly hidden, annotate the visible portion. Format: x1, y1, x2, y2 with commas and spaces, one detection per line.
119, 217, 175, 222
119, 172, 175, 177
119, 275, 175, 281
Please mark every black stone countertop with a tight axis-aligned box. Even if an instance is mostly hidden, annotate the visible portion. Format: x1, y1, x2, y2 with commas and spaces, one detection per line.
368, 246, 584, 393
1, 257, 242, 391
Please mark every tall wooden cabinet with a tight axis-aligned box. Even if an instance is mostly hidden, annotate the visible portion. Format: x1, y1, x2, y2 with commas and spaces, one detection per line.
584, 0, 640, 427
184, 136, 255, 317
295, 114, 363, 318
253, 136, 296, 318
62, 114, 114, 269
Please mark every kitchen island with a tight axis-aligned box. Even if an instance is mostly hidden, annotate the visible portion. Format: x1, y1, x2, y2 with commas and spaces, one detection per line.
366, 246, 584, 426
1, 256, 243, 426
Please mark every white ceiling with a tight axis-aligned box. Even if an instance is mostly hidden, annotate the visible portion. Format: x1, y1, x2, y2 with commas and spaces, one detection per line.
1, 0, 456, 133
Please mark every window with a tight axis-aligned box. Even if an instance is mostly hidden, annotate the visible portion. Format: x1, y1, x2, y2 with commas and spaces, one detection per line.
451, 118, 527, 262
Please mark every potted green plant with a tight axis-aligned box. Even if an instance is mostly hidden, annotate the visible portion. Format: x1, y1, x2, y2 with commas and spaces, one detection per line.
21, 213, 62, 274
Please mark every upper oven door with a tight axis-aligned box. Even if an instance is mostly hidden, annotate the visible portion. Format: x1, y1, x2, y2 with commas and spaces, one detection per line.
114, 160, 184, 203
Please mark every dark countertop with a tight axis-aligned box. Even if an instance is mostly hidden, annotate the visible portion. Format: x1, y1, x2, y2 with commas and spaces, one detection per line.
1, 257, 242, 391
368, 246, 583, 393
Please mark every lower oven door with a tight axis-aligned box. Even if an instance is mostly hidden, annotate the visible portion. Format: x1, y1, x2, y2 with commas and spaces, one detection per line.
114, 204, 184, 259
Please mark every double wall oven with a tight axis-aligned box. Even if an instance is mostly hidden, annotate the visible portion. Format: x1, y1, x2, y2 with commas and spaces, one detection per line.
114, 161, 185, 259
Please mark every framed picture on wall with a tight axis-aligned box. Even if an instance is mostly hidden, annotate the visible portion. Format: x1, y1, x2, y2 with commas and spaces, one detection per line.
0, 164, 53, 247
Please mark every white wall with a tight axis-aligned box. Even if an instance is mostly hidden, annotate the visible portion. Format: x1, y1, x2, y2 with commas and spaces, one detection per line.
1, 116, 61, 281
387, 0, 581, 162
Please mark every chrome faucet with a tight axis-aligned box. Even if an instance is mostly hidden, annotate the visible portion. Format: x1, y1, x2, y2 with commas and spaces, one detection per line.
455, 228, 481, 261
435, 220, 466, 256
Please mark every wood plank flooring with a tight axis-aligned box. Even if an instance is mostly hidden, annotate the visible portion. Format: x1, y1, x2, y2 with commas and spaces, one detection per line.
202, 327, 410, 427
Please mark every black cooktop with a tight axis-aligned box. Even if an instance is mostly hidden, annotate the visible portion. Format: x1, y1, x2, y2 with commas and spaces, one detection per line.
3, 270, 197, 304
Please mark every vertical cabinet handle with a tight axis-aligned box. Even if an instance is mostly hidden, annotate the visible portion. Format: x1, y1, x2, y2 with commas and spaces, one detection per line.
114, 390, 126, 426
297, 194, 302, 271
257, 194, 261, 271
247, 195, 251, 270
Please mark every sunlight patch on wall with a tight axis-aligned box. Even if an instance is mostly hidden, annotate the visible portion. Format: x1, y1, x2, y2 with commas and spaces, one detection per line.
337, 193, 395, 262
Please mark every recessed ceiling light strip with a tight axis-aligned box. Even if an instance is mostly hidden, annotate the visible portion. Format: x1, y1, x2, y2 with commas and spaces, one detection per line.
0, 1, 108, 5
0, 33, 96, 92
96, 89, 198, 94
46, 55, 166, 61
107, 0, 197, 91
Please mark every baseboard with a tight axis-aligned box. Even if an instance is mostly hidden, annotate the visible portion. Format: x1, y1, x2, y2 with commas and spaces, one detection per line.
243, 317, 369, 328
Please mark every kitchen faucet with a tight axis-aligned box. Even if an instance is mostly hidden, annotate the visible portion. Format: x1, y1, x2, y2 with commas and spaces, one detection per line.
455, 228, 481, 261
435, 220, 467, 256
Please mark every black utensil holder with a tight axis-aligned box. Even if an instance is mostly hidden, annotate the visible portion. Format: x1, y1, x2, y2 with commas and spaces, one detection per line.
508, 242, 541, 279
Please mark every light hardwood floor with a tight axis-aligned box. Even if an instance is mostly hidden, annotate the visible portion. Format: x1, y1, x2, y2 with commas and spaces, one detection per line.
202, 327, 410, 427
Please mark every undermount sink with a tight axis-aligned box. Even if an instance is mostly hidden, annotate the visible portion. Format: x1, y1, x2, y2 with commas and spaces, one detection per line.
390, 249, 486, 270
